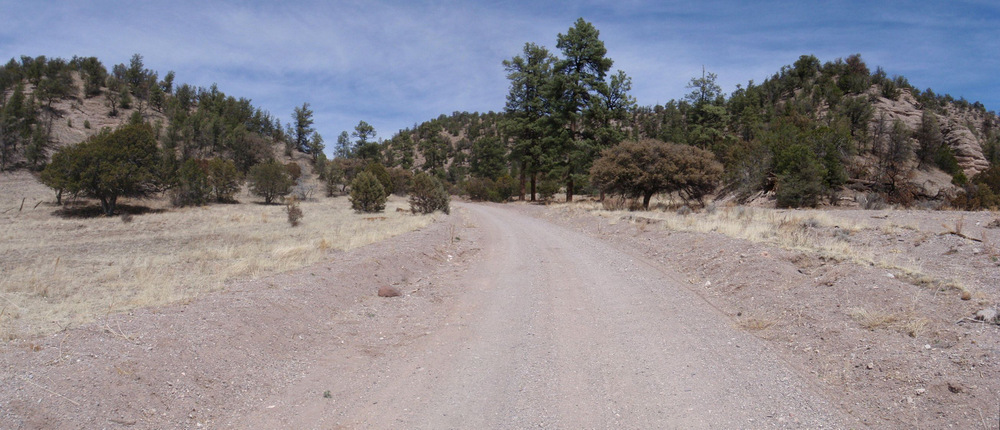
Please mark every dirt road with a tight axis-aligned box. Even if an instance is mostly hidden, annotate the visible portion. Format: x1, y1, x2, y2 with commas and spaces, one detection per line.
237, 203, 852, 428
2, 203, 856, 428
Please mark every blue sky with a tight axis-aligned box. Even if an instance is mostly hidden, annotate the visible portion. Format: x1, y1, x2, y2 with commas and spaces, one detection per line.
2, 1, 998, 148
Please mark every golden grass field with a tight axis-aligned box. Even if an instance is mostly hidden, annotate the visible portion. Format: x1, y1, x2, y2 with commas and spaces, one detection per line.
0, 171, 436, 339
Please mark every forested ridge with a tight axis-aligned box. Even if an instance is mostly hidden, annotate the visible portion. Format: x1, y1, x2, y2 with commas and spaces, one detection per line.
3, 18, 1000, 211
379, 45, 1000, 209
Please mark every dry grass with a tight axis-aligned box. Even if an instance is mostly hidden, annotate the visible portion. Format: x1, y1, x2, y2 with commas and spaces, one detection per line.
559, 201, 863, 259
0, 175, 436, 338
736, 316, 779, 331
848, 308, 901, 330
556, 200, 978, 299
848, 307, 930, 337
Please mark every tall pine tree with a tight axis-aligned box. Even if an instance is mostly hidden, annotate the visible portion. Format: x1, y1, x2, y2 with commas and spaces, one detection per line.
548, 18, 624, 201
503, 42, 555, 201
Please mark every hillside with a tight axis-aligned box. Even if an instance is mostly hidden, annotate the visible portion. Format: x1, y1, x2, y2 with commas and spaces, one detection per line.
381, 54, 1000, 208
872, 89, 992, 175
0, 55, 296, 175
3, 53, 1000, 210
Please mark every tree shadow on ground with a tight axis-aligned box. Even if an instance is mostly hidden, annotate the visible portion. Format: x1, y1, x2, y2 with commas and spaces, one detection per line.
52, 202, 166, 219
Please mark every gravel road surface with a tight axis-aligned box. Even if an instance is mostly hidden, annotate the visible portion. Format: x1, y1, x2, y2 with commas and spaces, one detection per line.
239, 203, 851, 429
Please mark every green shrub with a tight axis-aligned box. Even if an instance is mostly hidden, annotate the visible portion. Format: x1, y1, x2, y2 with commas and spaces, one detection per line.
248, 160, 294, 204
774, 144, 825, 208
776, 168, 824, 208
285, 162, 302, 182
388, 167, 413, 196
350, 171, 387, 212
952, 171, 968, 186
949, 165, 1000, 210
40, 123, 161, 216
207, 158, 243, 202
324, 162, 343, 197
494, 175, 517, 202
538, 180, 560, 201
365, 162, 393, 193
463, 176, 514, 202
951, 184, 1000, 210
409, 172, 450, 214
170, 158, 243, 206
325, 158, 364, 196
119, 88, 132, 109
933, 146, 967, 185
464, 177, 495, 201
171, 159, 212, 207
83, 120, 91, 129
934, 146, 959, 172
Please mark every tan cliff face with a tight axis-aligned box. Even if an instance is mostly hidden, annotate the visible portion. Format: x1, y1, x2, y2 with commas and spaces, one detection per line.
871, 88, 994, 178
871, 89, 923, 130
942, 122, 990, 176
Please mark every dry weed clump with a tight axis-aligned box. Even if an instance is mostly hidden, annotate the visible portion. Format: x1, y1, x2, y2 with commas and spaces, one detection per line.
286, 196, 304, 227
736, 316, 779, 331
848, 307, 931, 337
0, 191, 435, 338
849, 308, 901, 330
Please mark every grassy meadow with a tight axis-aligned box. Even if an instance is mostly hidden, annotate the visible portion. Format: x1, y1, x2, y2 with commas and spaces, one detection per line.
0, 171, 436, 339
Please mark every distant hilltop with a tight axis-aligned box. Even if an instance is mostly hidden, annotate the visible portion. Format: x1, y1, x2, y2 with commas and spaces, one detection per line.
2, 51, 999, 209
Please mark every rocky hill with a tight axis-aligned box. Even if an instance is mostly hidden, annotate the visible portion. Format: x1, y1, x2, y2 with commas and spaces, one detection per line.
40, 72, 169, 152
0, 55, 290, 174
386, 54, 999, 207
3, 53, 999, 208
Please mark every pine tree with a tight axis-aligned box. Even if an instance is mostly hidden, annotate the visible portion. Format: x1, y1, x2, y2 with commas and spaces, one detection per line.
40, 123, 162, 216
349, 171, 386, 213
503, 42, 554, 201
306, 132, 324, 162
293, 102, 315, 153
548, 18, 620, 201
353, 120, 379, 161
335, 131, 352, 158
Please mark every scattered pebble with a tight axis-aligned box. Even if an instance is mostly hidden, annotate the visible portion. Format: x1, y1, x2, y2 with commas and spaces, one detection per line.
377, 285, 401, 298
974, 308, 998, 323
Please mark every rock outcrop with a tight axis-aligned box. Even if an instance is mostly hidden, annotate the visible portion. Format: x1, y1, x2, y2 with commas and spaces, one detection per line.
941, 121, 990, 176
872, 89, 993, 178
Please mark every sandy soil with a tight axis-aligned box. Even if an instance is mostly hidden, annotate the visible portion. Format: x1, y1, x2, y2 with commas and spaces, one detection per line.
542, 203, 1000, 429
2, 202, 999, 428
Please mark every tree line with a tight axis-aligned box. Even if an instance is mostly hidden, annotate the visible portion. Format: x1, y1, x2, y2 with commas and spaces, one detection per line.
362, 45, 1000, 209
13, 53, 450, 216
10, 19, 1000, 213
321, 19, 718, 207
